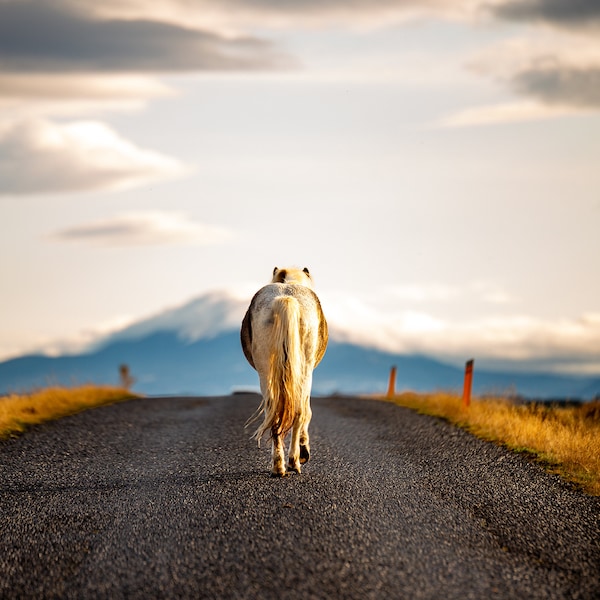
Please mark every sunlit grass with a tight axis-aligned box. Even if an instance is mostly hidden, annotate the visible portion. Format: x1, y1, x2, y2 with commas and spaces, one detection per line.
381, 392, 600, 496
0, 385, 139, 439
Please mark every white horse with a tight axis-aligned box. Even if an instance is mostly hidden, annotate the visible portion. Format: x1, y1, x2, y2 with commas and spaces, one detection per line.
241, 267, 328, 477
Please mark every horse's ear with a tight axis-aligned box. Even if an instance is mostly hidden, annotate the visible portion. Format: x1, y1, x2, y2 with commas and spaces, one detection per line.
273, 267, 278, 276
303, 267, 310, 276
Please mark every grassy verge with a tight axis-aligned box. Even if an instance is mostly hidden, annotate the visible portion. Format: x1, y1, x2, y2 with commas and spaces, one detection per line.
380, 392, 600, 496
0, 385, 139, 439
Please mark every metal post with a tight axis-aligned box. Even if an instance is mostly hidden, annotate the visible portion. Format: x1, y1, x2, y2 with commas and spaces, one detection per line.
387, 366, 397, 398
462, 359, 474, 408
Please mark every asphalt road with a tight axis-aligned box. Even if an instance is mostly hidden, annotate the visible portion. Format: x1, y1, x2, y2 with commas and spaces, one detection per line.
1, 394, 599, 599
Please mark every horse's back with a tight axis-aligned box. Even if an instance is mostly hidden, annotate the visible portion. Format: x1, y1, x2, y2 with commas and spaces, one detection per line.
252, 282, 320, 308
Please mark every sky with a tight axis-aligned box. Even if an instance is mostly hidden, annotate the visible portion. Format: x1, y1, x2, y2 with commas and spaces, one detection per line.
1, 0, 599, 375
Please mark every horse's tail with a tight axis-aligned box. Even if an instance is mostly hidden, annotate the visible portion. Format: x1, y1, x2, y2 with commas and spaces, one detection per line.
254, 295, 303, 442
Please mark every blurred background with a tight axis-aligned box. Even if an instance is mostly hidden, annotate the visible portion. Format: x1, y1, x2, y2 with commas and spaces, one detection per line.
0, 0, 599, 396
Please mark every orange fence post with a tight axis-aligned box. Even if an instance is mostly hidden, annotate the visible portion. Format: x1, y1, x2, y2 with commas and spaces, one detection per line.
462, 359, 474, 408
387, 366, 397, 398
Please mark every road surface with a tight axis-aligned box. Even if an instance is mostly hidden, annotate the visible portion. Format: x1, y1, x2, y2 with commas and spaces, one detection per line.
1, 394, 599, 599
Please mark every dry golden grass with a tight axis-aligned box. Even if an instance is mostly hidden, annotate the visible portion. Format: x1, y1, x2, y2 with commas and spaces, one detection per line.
0, 385, 139, 439
381, 392, 600, 496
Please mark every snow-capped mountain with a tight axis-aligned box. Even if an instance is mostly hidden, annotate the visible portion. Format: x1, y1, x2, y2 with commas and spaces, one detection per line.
96, 291, 248, 347
1, 292, 598, 399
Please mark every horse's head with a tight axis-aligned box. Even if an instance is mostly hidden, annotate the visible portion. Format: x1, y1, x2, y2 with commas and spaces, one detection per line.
271, 266, 314, 288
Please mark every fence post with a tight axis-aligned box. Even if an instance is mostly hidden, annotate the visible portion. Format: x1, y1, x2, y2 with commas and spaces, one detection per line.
387, 366, 397, 398
462, 359, 474, 408
119, 364, 134, 390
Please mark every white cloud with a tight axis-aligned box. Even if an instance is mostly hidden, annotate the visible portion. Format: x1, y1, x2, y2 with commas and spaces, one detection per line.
438, 100, 577, 127
50, 211, 234, 247
322, 291, 600, 373
0, 74, 174, 119
0, 313, 139, 362
102, 291, 248, 345
0, 118, 186, 195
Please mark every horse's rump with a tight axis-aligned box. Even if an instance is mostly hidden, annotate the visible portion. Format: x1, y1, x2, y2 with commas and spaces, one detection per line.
241, 283, 327, 372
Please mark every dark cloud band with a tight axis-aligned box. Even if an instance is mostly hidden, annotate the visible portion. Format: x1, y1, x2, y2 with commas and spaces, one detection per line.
50, 212, 233, 246
0, 2, 287, 73
511, 65, 600, 108
493, 0, 600, 27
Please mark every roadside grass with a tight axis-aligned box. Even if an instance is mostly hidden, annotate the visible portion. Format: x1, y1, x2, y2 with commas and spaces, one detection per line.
0, 385, 139, 439
381, 392, 600, 496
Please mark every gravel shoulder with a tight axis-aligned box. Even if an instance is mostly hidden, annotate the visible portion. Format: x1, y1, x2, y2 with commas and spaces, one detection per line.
1, 394, 598, 599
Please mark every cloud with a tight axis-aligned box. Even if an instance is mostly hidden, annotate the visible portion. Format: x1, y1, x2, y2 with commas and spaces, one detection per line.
491, 0, 600, 29
440, 32, 600, 126
0, 74, 174, 118
0, 1, 286, 199
0, 119, 185, 195
439, 100, 573, 127
0, 1, 288, 73
323, 291, 600, 373
62, 0, 475, 30
101, 291, 247, 345
510, 63, 600, 108
50, 211, 233, 246
56, 0, 600, 32
70, 0, 600, 36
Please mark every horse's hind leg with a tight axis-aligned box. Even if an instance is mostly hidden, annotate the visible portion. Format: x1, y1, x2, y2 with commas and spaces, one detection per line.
271, 428, 287, 477
299, 402, 312, 464
288, 416, 302, 474
289, 392, 311, 472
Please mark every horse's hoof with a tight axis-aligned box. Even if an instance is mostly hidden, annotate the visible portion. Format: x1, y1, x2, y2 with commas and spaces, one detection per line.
299, 445, 310, 464
288, 463, 301, 474
270, 471, 288, 478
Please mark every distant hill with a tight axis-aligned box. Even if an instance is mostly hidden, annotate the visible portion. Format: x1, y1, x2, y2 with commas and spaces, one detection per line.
0, 328, 597, 399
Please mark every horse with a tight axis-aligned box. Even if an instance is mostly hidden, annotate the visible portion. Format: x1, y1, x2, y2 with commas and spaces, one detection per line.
240, 267, 328, 477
